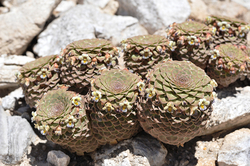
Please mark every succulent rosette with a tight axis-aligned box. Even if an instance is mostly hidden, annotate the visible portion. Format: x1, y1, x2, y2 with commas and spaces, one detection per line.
138, 60, 217, 146
205, 15, 250, 48
207, 44, 249, 87
16, 55, 61, 108
242, 47, 250, 80
122, 35, 170, 78
166, 21, 214, 69
32, 89, 98, 155
59, 39, 119, 92
89, 69, 142, 145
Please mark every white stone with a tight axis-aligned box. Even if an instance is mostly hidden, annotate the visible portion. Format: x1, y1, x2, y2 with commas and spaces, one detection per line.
117, 0, 191, 34
199, 86, 250, 136
0, 106, 37, 165
218, 128, 250, 166
0, 0, 61, 55
53, 0, 76, 17
0, 65, 21, 88
92, 133, 167, 166
47, 150, 70, 166
2, 96, 16, 111
3, 55, 35, 66
0, 55, 35, 89
33, 4, 148, 57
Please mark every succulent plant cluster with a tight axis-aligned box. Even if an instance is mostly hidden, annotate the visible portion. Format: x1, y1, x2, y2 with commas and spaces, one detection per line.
205, 15, 249, 47
33, 88, 98, 155
59, 39, 119, 93
165, 17, 250, 87
122, 35, 170, 78
166, 21, 213, 69
207, 44, 249, 87
16, 15, 250, 155
89, 69, 141, 145
16, 55, 61, 108
138, 60, 216, 145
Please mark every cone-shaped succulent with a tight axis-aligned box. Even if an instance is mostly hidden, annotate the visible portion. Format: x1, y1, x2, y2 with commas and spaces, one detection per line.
89, 69, 142, 145
205, 15, 250, 48
207, 44, 249, 87
16, 55, 61, 108
32, 88, 98, 155
166, 21, 214, 69
242, 47, 250, 80
122, 35, 170, 78
60, 39, 119, 93
138, 60, 217, 146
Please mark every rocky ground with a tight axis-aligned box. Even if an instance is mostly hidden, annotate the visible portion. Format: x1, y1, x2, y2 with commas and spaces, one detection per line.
1, 0, 250, 166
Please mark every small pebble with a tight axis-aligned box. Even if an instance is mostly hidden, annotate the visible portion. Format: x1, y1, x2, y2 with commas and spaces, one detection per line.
47, 150, 70, 166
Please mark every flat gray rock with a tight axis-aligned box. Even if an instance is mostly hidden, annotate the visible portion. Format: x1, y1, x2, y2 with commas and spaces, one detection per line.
117, 0, 190, 34
92, 133, 168, 166
0, 106, 37, 165
218, 128, 250, 166
33, 4, 148, 57
0, 0, 61, 55
199, 86, 250, 136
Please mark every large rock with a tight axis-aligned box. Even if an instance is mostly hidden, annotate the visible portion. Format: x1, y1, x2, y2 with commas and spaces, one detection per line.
0, 54, 35, 89
33, 4, 148, 57
0, 106, 37, 165
0, 0, 61, 55
198, 86, 250, 136
92, 133, 168, 166
217, 128, 250, 166
117, 0, 190, 34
